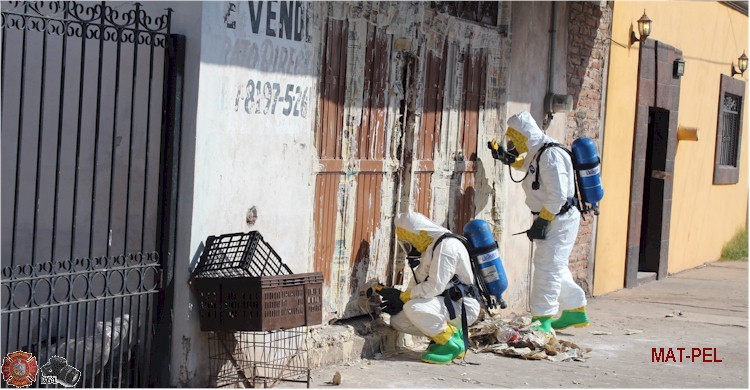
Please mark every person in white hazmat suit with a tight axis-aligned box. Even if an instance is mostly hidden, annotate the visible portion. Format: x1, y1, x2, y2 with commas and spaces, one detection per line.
488, 111, 589, 332
375, 211, 480, 364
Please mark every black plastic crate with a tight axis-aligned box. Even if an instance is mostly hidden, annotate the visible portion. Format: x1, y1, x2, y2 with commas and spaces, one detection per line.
192, 232, 293, 278
190, 232, 323, 332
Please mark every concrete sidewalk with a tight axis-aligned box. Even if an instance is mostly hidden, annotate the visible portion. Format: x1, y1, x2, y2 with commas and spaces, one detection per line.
292, 261, 748, 388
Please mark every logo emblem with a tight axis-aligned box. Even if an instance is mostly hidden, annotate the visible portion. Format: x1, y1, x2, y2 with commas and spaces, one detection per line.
40, 356, 80, 387
1, 351, 39, 388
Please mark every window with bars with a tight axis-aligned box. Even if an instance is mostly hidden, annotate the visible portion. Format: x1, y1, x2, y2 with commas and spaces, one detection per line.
713, 75, 745, 184
430, 1, 499, 27
720, 94, 741, 166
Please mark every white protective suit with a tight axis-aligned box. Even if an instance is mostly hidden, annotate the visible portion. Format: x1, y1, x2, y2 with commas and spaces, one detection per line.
506, 111, 587, 317
389, 212, 481, 338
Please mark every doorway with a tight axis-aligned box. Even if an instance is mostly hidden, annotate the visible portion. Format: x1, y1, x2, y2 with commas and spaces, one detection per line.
638, 108, 669, 278
624, 39, 682, 288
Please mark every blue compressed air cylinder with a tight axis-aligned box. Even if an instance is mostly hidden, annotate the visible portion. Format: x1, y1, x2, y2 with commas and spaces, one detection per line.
463, 219, 508, 301
571, 137, 604, 208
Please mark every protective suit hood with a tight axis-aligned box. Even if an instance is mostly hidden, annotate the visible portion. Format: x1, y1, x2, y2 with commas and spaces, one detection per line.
394, 211, 450, 253
506, 111, 555, 172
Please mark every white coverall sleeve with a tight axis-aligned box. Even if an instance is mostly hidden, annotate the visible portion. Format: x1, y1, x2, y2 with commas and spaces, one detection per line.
409, 243, 457, 299
539, 149, 570, 215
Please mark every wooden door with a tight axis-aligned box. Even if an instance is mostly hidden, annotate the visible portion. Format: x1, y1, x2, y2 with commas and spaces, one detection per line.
348, 25, 391, 296
313, 19, 347, 286
452, 47, 486, 232
313, 19, 394, 318
413, 46, 448, 218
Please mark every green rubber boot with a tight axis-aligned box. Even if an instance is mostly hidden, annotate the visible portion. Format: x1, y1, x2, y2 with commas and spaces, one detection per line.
551, 307, 589, 330
531, 316, 553, 333
455, 328, 466, 359
424, 328, 465, 357
421, 325, 465, 364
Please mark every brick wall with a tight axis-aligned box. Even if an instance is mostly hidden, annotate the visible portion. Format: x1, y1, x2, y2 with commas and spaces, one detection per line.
565, 1, 612, 295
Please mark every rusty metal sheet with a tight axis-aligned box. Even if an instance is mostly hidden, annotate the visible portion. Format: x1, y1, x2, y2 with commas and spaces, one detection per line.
413, 172, 433, 218
349, 172, 384, 295
419, 48, 448, 161
313, 173, 341, 285
460, 48, 485, 162
314, 18, 349, 285
317, 19, 348, 160
453, 171, 476, 233
453, 48, 485, 230
357, 25, 390, 160
413, 45, 448, 218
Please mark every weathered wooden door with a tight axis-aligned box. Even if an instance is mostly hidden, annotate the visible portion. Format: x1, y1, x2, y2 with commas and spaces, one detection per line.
313, 18, 347, 307
451, 47, 486, 232
348, 25, 391, 300
410, 44, 486, 231
313, 17, 394, 318
413, 46, 448, 219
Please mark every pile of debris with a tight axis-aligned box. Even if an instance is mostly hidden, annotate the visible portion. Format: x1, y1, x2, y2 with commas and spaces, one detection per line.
468, 314, 591, 362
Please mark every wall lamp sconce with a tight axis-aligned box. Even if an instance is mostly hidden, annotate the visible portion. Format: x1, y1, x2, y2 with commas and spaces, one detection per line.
731, 51, 748, 77
629, 10, 652, 45
673, 58, 685, 78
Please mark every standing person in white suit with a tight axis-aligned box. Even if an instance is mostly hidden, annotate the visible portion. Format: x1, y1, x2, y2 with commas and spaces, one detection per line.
488, 111, 589, 332
375, 211, 480, 364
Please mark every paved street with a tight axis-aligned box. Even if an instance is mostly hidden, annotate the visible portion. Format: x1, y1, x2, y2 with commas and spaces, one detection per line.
291, 261, 748, 388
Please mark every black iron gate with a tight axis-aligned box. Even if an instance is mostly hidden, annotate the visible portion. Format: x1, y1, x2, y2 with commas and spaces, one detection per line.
1, 1, 180, 387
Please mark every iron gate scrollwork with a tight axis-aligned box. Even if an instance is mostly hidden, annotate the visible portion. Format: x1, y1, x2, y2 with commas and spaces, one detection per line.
1, 1, 177, 387
1, 252, 161, 387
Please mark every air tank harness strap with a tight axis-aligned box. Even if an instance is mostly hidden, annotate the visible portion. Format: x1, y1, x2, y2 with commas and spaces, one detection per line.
432, 233, 481, 360
442, 275, 475, 361
467, 242, 498, 256
442, 276, 476, 320
531, 197, 579, 217
572, 157, 601, 171
531, 142, 588, 220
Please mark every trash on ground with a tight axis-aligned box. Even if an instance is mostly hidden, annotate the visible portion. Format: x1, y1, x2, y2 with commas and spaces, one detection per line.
468, 314, 590, 362
624, 329, 643, 335
331, 371, 342, 386
590, 330, 612, 335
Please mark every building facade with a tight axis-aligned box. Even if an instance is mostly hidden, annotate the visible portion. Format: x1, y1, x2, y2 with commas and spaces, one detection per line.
161, 1, 611, 385
594, 2, 748, 294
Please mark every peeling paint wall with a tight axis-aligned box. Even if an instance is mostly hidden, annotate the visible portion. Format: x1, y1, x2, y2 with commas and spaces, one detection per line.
313, 2, 513, 319
166, 1, 608, 385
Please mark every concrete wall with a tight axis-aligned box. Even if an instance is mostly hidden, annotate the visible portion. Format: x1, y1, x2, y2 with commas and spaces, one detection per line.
165, 1, 322, 386
503, 1, 572, 314
595, 2, 749, 295
193, 1, 319, 275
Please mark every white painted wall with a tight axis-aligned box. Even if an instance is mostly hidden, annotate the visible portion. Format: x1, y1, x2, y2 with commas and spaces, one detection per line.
164, 1, 322, 386
192, 1, 319, 275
